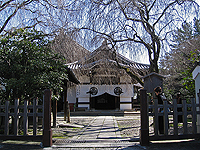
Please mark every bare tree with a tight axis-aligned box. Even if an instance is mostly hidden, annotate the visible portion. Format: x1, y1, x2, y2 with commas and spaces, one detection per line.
71, 0, 199, 73
0, 0, 79, 35
1, 0, 199, 75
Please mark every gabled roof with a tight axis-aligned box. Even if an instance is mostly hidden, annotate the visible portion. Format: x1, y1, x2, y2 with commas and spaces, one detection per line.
141, 72, 166, 79
66, 67, 80, 84
52, 33, 90, 63
66, 41, 149, 71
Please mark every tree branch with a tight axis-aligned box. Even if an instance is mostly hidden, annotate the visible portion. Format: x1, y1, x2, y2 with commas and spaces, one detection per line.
0, 0, 14, 11
116, 0, 142, 23
0, 0, 34, 33
153, 0, 177, 27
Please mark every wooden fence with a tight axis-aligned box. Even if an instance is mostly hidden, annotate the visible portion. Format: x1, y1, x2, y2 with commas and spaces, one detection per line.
0, 89, 52, 147
0, 98, 43, 139
140, 89, 200, 146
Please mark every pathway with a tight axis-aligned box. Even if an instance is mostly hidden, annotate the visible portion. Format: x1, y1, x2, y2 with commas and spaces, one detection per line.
72, 116, 121, 140
49, 116, 142, 149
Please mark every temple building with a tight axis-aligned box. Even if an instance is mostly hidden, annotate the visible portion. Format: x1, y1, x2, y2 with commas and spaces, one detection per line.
65, 40, 149, 110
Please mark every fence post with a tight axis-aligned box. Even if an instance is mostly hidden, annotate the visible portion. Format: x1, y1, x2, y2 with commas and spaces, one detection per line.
23, 99, 28, 135
14, 98, 19, 136
140, 89, 149, 146
33, 98, 38, 135
154, 98, 159, 136
182, 99, 188, 134
163, 100, 169, 135
64, 88, 67, 121
66, 101, 70, 123
43, 89, 52, 147
173, 99, 178, 135
4, 100, 9, 135
191, 98, 197, 134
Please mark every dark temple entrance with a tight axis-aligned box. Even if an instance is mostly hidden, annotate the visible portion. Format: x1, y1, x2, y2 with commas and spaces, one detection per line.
91, 92, 120, 110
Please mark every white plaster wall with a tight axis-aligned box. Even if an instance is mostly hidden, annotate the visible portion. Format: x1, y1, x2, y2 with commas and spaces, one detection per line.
120, 97, 131, 102
194, 74, 200, 104
192, 66, 200, 102
78, 97, 89, 102
120, 104, 132, 110
192, 66, 200, 80
67, 85, 77, 103
195, 75, 200, 133
74, 84, 134, 110
76, 84, 134, 98
120, 84, 134, 98
120, 98, 132, 110
78, 104, 90, 108
192, 66, 200, 133
76, 85, 91, 98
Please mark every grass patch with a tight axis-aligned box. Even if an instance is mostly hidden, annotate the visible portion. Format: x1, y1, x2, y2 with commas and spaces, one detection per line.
187, 118, 192, 122
52, 133, 68, 139
116, 119, 138, 138
72, 127, 81, 130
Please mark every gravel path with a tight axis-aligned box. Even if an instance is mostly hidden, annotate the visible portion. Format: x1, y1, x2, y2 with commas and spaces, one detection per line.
52, 116, 95, 139
52, 115, 193, 139
52, 115, 153, 139
0, 115, 199, 150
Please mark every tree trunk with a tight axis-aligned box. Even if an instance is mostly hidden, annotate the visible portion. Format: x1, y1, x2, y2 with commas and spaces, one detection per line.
149, 59, 159, 73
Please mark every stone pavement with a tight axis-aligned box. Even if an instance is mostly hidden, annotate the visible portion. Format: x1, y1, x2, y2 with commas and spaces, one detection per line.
49, 116, 141, 149
0, 113, 200, 149
71, 116, 121, 140
45, 114, 200, 150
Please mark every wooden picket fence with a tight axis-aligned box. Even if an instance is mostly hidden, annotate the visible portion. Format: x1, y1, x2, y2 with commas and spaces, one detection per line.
140, 89, 200, 146
149, 98, 200, 140
0, 89, 52, 146
0, 98, 43, 140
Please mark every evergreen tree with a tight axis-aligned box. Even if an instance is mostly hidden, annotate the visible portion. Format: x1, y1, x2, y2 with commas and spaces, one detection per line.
0, 28, 68, 101
160, 19, 200, 99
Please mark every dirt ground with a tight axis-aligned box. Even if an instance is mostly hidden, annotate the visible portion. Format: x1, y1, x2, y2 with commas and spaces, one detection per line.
0, 115, 200, 150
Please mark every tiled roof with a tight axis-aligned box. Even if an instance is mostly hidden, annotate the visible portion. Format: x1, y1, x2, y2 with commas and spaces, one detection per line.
66, 41, 149, 71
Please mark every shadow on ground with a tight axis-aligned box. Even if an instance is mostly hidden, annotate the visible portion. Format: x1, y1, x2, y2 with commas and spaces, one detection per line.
0, 140, 42, 150
0, 139, 200, 150
145, 139, 200, 150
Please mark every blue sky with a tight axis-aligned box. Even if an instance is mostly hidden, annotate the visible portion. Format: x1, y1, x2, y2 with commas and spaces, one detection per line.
1, 0, 200, 65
